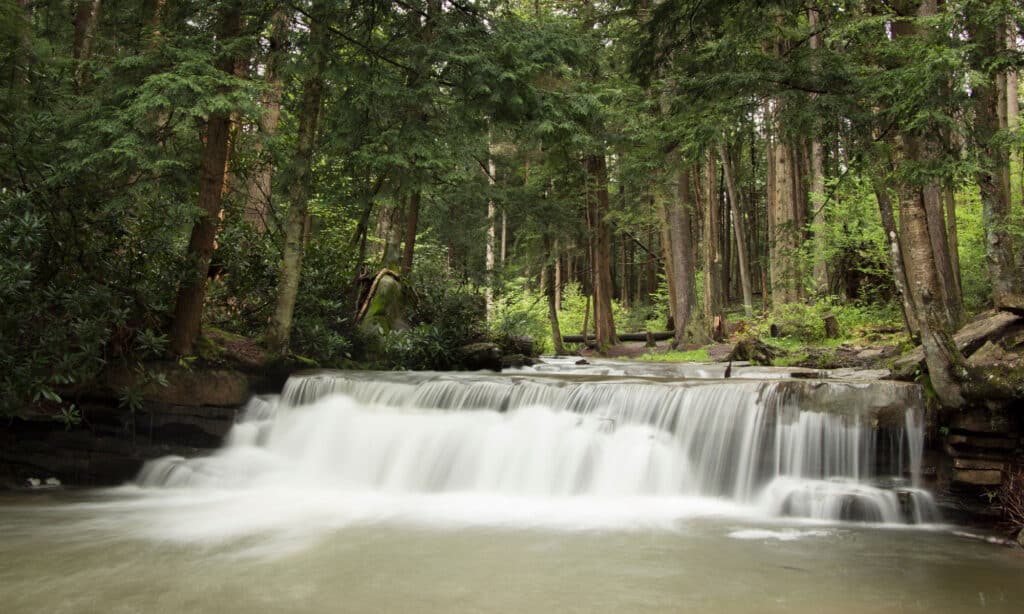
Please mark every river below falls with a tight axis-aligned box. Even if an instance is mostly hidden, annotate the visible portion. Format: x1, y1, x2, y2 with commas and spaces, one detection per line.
1, 490, 1022, 613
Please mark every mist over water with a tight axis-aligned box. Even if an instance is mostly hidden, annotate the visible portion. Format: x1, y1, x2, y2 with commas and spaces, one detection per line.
131, 369, 939, 537
3, 367, 1024, 613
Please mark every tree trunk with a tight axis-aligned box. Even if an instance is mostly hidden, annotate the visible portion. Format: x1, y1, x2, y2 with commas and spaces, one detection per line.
966, 6, 1021, 310
401, 191, 420, 276
545, 239, 566, 355
168, 1, 242, 357
719, 143, 753, 317
808, 7, 828, 295
889, 3, 966, 408
265, 4, 328, 354
871, 173, 919, 336
943, 184, 962, 307
769, 134, 802, 306
485, 143, 496, 315
665, 163, 701, 348
244, 6, 289, 232
585, 152, 617, 350
72, 1, 100, 64
702, 148, 723, 332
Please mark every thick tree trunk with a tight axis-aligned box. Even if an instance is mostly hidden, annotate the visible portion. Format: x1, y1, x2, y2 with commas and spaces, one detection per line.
872, 174, 920, 336
769, 135, 802, 306
966, 6, 1021, 310
665, 164, 702, 348
808, 8, 828, 295
897, 177, 966, 408
888, 2, 966, 408
265, 5, 328, 354
702, 149, 723, 332
585, 153, 617, 350
719, 143, 753, 317
168, 2, 242, 357
401, 191, 420, 276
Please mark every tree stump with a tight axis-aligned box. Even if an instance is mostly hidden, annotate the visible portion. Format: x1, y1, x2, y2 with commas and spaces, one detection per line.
712, 315, 726, 342
823, 313, 840, 339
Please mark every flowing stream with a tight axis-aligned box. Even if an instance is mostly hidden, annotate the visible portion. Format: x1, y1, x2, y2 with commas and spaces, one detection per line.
1, 363, 1022, 612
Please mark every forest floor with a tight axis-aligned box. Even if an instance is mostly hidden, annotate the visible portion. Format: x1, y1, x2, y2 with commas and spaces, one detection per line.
588, 324, 910, 371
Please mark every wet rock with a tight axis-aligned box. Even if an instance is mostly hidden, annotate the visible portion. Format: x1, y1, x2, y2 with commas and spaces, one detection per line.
952, 469, 1003, 487
356, 270, 409, 335
456, 343, 502, 371
501, 354, 535, 369
99, 363, 252, 407
966, 341, 1010, 367
726, 338, 781, 366
856, 348, 885, 360
893, 310, 1021, 378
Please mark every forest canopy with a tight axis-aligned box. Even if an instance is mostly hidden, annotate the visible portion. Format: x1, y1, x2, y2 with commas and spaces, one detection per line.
1, 0, 1022, 413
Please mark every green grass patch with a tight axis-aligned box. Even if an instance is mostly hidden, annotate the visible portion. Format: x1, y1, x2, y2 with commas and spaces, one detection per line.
636, 348, 710, 362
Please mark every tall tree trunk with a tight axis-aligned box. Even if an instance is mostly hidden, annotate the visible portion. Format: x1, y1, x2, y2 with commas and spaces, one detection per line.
943, 184, 962, 309
769, 134, 802, 305
244, 6, 288, 232
586, 152, 618, 349
890, 2, 966, 407
265, 4, 328, 354
719, 143, 753, 317
872, 173, 920, 336
665, 163, 701, 348
545, 238, 566, 355
966, 5, 1021, 310
168, 1, 242, 357
485, 142, 496, 315
808, 7, 828, 295
401, 191, 420, 276
702, 148, 723, 331
72, 1, 100, 79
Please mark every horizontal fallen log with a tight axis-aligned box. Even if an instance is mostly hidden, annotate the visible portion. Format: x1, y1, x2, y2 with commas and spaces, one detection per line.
562, 331, 674, 343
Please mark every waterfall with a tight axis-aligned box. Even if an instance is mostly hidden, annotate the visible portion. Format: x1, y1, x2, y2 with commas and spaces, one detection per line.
137, 370, 939, 525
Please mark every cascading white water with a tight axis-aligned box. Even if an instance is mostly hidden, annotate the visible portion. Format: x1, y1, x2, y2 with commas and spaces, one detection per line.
138, 370, 939, 524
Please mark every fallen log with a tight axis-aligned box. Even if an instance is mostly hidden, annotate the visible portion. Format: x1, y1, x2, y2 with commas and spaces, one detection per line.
892, 310, 1022, 379
562, 331, 674, 343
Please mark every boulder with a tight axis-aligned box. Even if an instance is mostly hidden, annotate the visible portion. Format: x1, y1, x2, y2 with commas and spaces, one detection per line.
501, 354, 535, 369
356, 270, 409, 336
726, 338, 781, 366
893, 311, 1021, 378
98, 363, 252, 407
456, 343, 502, 371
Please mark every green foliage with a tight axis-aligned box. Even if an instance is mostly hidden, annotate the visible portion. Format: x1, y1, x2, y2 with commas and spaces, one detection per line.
491, 280, 549, 355
379, 325, 452, 371
955, 188, 992, 312
759, 298, 902, 346
637, 349, 709, 363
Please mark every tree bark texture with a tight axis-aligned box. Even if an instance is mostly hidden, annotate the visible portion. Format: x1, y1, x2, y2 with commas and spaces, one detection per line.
719, 142, 754, 317
168, 1, 242, 357
702, 149, 723, 331
401, 191, 420, 276
966, 8, 1021, 310
265, 4, 329, 354
585, 152, 617, 350
665, 163, 701, 347
73, 0, 101, 90
769, 135, 802, 305
244, 6, 289, 232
